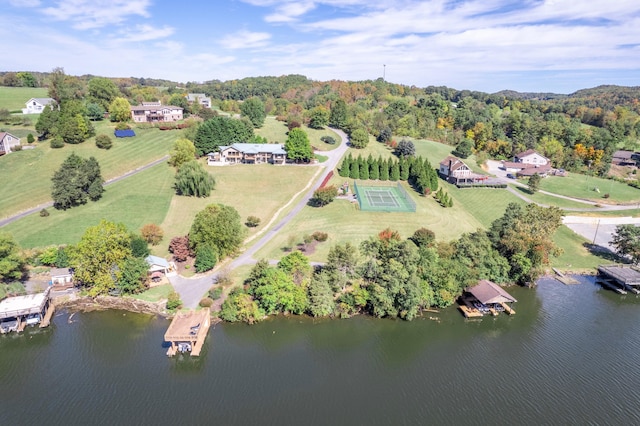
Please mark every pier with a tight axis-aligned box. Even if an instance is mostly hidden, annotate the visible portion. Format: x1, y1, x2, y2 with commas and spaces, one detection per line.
164, 309, 211, 357
0, 288, 53, 333
597, 265, 640, 294
457, 280, 517, 318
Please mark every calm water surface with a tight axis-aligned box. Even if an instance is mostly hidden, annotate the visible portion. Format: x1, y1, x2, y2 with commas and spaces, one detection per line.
2, 276, 640, 425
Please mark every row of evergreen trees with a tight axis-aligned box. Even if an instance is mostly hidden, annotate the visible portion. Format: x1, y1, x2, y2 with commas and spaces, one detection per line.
338, 154, 439, 195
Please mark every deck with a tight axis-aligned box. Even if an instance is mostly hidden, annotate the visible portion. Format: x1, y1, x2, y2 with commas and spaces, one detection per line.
597, 265, 640, 294
40, 303, 55, 328
164, 309, 211, 357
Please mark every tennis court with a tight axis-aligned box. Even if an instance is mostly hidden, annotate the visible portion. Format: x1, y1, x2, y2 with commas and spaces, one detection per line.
353, 181, 416, 212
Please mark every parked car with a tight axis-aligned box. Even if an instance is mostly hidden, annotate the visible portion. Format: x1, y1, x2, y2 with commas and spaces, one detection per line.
506, 173, 516, 179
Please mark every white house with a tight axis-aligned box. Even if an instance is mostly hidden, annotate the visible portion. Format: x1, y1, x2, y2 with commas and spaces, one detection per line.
186, 93, 211, 109
514, 149, 549, 166
145, 255, 177, 277
130, 104, 183, 123
22, 98, 55, 114
50, 268, 74, 286
207, 143, 287, 165
0, 132, 21, 155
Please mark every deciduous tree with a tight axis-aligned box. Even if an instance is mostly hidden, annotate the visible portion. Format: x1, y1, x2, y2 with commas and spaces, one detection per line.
611, 225, 640, 264
285, 127, 313, 162
189, 204, 245, 259
0, 232, 27, 282
109, 97, 132, 122
174, 160, 215, 197
51, 153, 104, 210
350, 128, 369, 148
240, 97, 266, 128
168, 138, 196, 168
140, 224, 164, 245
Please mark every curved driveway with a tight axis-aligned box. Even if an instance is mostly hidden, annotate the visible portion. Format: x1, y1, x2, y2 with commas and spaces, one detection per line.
170, 129, 350, 308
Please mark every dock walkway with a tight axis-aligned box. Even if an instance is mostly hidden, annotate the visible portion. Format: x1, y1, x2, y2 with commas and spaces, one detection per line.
164, 309, 211, 357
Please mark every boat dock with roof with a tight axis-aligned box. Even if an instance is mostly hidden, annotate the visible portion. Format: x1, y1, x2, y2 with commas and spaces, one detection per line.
0, 288, 54, 333
458, 280, 517, 318
597, 264, 640, 294
164, 309, 211, 357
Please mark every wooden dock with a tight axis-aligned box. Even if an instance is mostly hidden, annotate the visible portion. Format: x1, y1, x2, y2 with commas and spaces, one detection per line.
597, 265, 640, 294
164, 309, 211, 357
500, 302, 516, 315
40, 303, 55, 328
459, 305, 483, 318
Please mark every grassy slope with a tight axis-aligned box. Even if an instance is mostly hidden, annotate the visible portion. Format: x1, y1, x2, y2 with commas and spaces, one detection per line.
551, 225, 613, 271
539, 173, 640, 203
0, 87, 49, 111
4, 163, 175, 248
256, 116, 342, 152
0, 121, 178, 218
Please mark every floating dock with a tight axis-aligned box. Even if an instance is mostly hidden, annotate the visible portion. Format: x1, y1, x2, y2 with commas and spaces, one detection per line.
597, 265, 640, 294
164, 309, 211, 357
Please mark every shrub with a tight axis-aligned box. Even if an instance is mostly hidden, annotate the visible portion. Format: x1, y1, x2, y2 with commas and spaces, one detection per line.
140, 223, 163, 245
209, 286, 223, 300
603, 193, 610, 199
169, 235, 191, 262
245, 215, 261, 227
27, 133, 35, 144
215, 268, 233, 287
39, 208, 50, 217
95, 134, 113, 150
50, 137, 64, 148
166, 291, 182, 310
287, 120, 301, 130
311, 185, 338, 207
195, 244, 217, 273
312, 231, 328, 242
303, 234, 314, 244
199, 297, 214, 308
321, 135, 336, 145
115, 122, 131, 130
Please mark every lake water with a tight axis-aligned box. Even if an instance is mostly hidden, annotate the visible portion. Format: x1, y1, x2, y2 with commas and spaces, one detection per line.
2, 276, 640, 425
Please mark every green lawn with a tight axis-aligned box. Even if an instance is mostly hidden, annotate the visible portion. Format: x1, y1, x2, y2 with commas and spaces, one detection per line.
539, 173, 640, 203
4, 163, 175, 248
0, 87, 48, 112
449, 184, 525, 228
510, 185, 600, 210
550, 225, 614, 271
256, 116, 341, 152
0, 122, 179, 218
130, 284, 173, 302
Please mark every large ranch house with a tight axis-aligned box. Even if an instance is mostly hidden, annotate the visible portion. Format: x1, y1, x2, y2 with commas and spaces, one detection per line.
207, 143, 287, 165
501, 149, 552, 177
130, 102, 184, 123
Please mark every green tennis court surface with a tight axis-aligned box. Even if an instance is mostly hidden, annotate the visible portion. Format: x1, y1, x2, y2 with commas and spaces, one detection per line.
353, 181, 416, 212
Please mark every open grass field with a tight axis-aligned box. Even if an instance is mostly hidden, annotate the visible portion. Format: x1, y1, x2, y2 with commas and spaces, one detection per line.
256, 116, 341, 152
157, 162, 321, 255
449, 185, 525, 228
0, 121, 179, 218
510, 186, 600, 210
550, 225, 613, 271
130, 284, 173, 302
539, 173, 640, 203
0, 87, 48, 112
4, 163, 175, 248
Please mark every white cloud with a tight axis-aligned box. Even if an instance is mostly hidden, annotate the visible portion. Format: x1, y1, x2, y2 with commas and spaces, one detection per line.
42, 0, 151, 29
112, 24, 175, 43
265, 2, 316, 23
220, 30, 272, 49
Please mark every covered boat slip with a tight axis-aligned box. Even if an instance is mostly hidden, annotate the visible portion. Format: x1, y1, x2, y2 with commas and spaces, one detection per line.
597, 265, 640, 294
0, 288, 54, 333
458, 280, 517, 318
164, 309, 211, 357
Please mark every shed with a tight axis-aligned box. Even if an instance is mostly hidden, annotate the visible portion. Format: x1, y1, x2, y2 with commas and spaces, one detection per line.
114, 129, 136, 138
50, 267, 73, 286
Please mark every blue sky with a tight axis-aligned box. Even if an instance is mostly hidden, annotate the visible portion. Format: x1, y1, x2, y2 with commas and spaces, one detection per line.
2, 0, 639, 93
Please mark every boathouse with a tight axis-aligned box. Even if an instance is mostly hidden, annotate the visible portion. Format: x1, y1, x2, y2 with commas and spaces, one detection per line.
597, 264, 640, 294
458, 280, 517, 318
164, 309, 211, 357
0, 288, 55, 333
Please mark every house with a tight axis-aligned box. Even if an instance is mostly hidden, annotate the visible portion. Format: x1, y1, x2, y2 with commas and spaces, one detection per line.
0, 132, 21, 155
207, 143, 287, 165
502, 149, 552, 177
612, 150, 638, 167
438, 155, 487, 184
50, 268, 73, 287
22, 98, 55, 114
130, 103, 183, 123
186, 93, 211, 109
145, 255, 176, 277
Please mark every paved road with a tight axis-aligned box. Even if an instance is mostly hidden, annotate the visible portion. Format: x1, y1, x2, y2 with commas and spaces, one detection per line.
170, 129, 350, 308
0, 155, 170, 227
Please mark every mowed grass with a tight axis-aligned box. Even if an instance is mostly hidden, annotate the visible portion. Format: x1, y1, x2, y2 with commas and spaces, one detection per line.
449, 184, 525, 228
4, 164, 175, 248
0, 87, 48, 111
539, 173, 640, 203
158, 163, 321, 255
550, 225, 612, 271
0, 122, 178, 218
256, 116, 341, 152
253, 180, 488, 262
510, 185, 599, 210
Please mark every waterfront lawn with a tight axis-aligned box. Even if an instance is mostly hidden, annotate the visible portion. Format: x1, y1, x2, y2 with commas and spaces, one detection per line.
539, 173, 640, 203
449, 185, 525, 227
551, 225, 614, 271
0, 87, 48, 111
256, 116, 341, 152
4, 163, 174, 248
0, 123, 177, 218
131, 284, 173, 302
158, 163, 321, 255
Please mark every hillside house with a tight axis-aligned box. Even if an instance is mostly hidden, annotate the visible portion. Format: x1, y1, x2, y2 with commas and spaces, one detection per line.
612, 150, 639, 167
439, 155, 486, 184
130, 104, 183, 123
207, 143, 287, 165
0, 132, 21, 155
22, 98, 55, 114
186, 93, 211, 109
502, 149, 552, 177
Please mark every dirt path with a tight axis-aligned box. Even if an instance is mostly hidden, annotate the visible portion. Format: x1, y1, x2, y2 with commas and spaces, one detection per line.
0, 155, 170, 227
170, 129, 350, 309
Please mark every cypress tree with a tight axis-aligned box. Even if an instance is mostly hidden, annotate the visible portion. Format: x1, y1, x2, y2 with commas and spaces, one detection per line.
399, 157, 410, 181
379, 159, 389, 180
369, 158, 379, 180
339, 154, 351, 177
390, 160, 400, 181
350, 159, 360, 179
360, 157, 369, 180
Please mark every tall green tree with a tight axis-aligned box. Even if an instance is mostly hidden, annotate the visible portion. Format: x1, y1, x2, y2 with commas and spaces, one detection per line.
350, 128, 369, 148
380, 158, 389, 180
308, 106, 330, 129
369, 158, 380, 180
189, 204, 245, 259
117, 257, 150, 294
194, 116, 254, 156
0, 232, 27, 282
51, 153, 104, 210
330, 99, 348, 129
284, 128, 313, 162
169, 138, 196, 168
88, 77, 120, 110
339, 154, 352, 177
308, 271, 336, 317
527, 173, 542, 193
360, 157, 370, 179
35, 105, 60, 139
71, 220, 133, 296
611, 225, 640, 264
240, 97, 266, 128
109, 97, 132, 122
174, 160, 216, 197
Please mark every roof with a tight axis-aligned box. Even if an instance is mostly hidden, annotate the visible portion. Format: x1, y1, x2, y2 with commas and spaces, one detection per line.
26, 97, 55, 105
145, 255, 170, 268
613, 150, 633, 160
187, 93, 210, 101
515, 149, 539, 158
214, 143, 286, 155
0, 290, 49, 319
516, 164, 552, 176
50, 267, 72, 277
467, 280, 517, 304
0, 132, 19, 141
130, 105, 183, 112
114, 129, 136, 138
440, 155, 468, 171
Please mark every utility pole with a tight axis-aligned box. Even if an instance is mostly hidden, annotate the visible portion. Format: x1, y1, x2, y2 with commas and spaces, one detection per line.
383, 64, 386, 82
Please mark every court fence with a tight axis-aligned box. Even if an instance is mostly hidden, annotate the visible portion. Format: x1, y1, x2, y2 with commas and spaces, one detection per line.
353, 180, 416, 212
